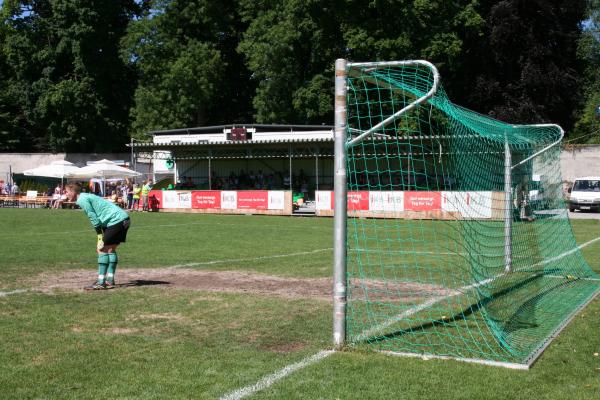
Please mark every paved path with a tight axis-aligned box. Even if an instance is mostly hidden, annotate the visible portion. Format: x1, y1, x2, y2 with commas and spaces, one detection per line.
569, 211, 600, 220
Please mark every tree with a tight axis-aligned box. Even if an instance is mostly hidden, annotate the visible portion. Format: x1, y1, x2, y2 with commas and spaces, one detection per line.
123, 0, 254, 137
237, 0, 485, 124
460, 0, 587, 132
0, 0, 140, 152
0, 18, 33, 151
572, 0, 600, 143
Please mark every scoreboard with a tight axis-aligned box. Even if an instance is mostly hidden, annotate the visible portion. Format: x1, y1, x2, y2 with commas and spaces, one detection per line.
227, 127, 252, 141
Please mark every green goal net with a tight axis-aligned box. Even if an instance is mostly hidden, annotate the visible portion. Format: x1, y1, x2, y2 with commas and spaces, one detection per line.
335, 60, 600, 367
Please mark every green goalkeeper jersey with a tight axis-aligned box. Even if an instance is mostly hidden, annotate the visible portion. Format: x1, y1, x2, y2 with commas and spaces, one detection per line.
77, 193, 129, 229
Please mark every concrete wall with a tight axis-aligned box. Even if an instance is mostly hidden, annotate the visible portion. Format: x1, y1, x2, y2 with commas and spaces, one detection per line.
2, 144, 599, 185
560, 145, 600, 182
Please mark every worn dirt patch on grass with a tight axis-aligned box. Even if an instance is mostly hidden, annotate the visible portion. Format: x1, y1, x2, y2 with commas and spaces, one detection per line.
29, 268, 333, 300
127, 312, 190, 323
70, 325, 141, 335
26, 268, 453, 302
101, 327, 140, 335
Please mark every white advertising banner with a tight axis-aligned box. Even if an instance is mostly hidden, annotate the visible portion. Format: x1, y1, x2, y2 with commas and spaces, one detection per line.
162, 190, 192, 209
267, 191, 285, 210
221, 191, 237, 209
369, 191, 404, 212
315, 191, 332, 210
442, 191, 493, 218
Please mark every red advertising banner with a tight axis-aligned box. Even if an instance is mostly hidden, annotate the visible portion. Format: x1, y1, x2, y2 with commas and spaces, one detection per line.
192, 191, 221, 209
347, 191, 370, 211
404, 191, 442, 211
148, 190, 163, 210
237, 190, 268, 209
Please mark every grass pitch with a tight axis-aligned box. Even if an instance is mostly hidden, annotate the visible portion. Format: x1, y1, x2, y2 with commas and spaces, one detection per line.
1, 209, 599, 399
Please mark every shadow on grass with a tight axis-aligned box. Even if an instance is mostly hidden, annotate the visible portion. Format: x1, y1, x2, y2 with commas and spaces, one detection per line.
116, 279, 170, 288
363, 269, 575, 344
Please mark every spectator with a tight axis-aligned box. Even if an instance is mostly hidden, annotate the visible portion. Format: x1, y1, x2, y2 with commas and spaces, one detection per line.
141, 179, 153, 212
283, 173, 290, 189
301, 180, 309, 200
257, 170, 264, 189
126, 184, 134, 209
119, 183, 128, 207
299, 169, 307, 183
11, 182, 19, 195
51, 184, 62, 208
131, 184, 141, 211
267, 174, 275, 190
54, 188, 68, 209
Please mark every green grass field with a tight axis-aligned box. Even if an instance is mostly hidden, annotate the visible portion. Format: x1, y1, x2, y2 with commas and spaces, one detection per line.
1, 209, 599, 399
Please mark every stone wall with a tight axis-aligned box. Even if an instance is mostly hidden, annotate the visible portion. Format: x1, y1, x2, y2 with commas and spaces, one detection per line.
560, 145, 600, 183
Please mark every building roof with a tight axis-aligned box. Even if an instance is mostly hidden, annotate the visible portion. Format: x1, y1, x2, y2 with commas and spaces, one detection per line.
130, 137, 334, 149
147, 123, 334, 136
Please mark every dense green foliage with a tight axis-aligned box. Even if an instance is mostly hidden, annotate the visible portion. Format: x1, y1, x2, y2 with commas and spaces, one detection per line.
122, 0, 254, 137
573, 0, 600, 143
0, 0, 598, 150
461, 0, 587, 131
0, 0, 140, 151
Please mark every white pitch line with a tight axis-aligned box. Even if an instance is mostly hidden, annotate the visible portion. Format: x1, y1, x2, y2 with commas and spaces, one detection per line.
353, 275, 497, 342
219, 350, 335, 400
167, 248, 332, 269
354, 234, 600, 341
3, 235, 599, 398
217, 268, 501, 400
0, 289, 28, 297
353, 235, 600, 259
530, 235, 600, 268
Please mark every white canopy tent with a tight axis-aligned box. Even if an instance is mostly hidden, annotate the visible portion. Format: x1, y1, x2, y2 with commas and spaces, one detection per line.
65, 159, 141, 195
23, 160, 81, 187
66, 159, 141, 180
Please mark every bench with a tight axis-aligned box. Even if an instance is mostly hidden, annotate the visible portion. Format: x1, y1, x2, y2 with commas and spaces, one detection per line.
0, 195, 19, 207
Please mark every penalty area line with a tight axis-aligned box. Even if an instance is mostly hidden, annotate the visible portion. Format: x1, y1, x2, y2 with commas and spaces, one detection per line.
353, 234, 600, 343
219, 350, 335, 400
168, 248, 332, 269
0, 289, 28, 297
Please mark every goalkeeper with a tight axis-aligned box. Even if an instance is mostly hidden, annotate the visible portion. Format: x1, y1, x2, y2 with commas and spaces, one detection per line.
65, 183, 131, 290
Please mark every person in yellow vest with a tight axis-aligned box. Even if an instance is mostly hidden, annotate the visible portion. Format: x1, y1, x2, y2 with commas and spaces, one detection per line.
141, 179, 153, 212
131, 183, 141, 211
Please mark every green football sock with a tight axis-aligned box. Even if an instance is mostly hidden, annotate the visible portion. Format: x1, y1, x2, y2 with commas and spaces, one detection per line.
97, 253, 109, 284
107, 252, 118, 283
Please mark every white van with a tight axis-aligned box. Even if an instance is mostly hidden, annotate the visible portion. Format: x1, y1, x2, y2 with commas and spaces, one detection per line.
569, 177, 600, 212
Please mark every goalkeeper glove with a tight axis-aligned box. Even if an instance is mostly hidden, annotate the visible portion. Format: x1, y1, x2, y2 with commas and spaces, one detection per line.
96, 234, 104, 251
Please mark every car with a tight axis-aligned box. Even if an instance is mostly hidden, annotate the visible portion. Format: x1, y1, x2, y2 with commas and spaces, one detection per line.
568, 176, 600, 212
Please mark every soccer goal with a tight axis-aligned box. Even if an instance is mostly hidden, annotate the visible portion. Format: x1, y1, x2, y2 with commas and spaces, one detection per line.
332, 59, 600, 368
